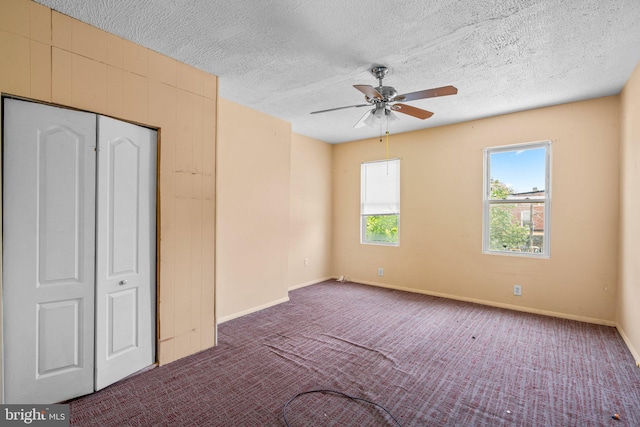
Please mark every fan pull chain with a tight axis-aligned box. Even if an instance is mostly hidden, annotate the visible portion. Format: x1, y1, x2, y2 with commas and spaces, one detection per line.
384, 115, 391, 174
385, 113, 390, 159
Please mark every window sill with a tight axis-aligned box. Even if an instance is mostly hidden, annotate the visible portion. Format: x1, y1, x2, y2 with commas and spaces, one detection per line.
482, 249, 549, 259
361, 241, 399, 247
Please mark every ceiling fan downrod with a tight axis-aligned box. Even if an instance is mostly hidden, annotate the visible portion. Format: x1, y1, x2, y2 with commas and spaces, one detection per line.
369, 66, 399, 102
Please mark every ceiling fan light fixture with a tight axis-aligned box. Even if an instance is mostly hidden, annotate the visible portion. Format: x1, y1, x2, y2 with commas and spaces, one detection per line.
363, 109, 381, 127
363, 107, 397, 127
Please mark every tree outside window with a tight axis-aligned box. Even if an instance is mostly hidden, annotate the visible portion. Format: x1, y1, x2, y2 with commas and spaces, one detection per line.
364, 214, 398, 244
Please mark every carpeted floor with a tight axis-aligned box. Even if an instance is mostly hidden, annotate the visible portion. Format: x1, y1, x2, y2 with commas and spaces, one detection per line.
69, 280, 640, 426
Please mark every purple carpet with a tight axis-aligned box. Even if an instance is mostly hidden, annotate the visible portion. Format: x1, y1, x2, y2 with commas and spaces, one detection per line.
69, 280, 640, 426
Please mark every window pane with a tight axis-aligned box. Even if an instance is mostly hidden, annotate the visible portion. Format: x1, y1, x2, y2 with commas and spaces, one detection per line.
489, 203, 545, 253
363, 215, 398, 244
490, 147, 546, 199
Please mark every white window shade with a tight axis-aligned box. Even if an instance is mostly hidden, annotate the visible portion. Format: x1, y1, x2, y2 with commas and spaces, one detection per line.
361, 159, 400, 215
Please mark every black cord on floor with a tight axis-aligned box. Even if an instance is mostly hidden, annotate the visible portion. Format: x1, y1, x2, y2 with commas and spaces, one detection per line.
282, 389, 402, 427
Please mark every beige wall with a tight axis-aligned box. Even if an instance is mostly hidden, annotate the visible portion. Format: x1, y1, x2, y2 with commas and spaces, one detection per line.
332, 97, 620, 324
0, 0, 217, 367
287, 133, 333, 289
618, 61, 640, 366
216, 98, 292, 321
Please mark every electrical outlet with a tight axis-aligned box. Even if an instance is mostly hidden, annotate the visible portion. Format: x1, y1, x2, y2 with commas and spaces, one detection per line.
378, 268, 384, 276
304, 258, 309, 266
514, 285, 522, 296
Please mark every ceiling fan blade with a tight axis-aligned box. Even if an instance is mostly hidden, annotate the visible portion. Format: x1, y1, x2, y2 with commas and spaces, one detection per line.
353, 84, 382, 100
310, 103, 370, 114
354, 109, 372, 128
394, 85, 458, 102
391, 103, 434, 120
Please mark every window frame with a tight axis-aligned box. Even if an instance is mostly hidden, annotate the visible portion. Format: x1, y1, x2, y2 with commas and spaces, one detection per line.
360, 158, 400, 247
482, 141, 551, 258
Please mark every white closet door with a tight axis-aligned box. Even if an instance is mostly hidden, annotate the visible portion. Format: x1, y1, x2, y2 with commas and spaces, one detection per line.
2, 98, 97, 403
94, 116, 156, 390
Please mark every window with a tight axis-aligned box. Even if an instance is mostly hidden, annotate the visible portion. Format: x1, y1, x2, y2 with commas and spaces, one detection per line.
361, 159, 400, 245
483, 141, 551, 257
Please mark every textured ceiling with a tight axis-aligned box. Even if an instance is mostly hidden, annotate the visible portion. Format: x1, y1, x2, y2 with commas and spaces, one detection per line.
36, 0, 640, 143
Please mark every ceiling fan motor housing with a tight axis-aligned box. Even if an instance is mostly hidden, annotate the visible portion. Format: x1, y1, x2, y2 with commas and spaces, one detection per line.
376, 86, 398, 101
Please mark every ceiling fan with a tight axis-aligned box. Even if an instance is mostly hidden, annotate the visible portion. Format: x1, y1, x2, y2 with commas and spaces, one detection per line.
310, 65, 458, 128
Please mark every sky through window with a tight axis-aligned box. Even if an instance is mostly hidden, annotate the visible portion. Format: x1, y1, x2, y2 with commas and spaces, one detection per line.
490, 147, 546, 193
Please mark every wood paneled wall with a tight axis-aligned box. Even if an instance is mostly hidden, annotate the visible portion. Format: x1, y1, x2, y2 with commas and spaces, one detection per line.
0, 0, 217, 368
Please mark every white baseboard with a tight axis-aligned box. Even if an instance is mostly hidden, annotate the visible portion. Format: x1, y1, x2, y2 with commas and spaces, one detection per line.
218, 278, 332, 325
217, 296, 290, 324
616, 324, 640, 368
352, 278, 617, 327
288, 276, 334, 291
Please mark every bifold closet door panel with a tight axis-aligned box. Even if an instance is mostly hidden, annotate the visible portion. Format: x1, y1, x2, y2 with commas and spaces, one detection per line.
94, 115, 157, 391
2, 98, 97, 403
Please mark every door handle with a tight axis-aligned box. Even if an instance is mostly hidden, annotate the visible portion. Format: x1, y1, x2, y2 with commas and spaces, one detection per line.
119, 280, 128, 286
